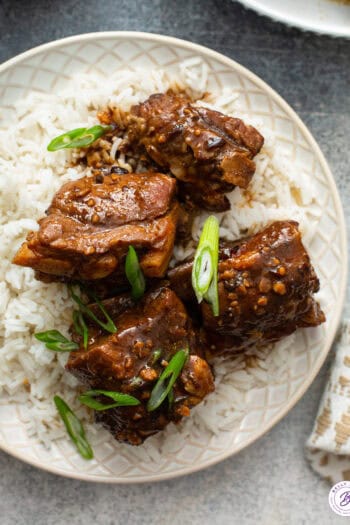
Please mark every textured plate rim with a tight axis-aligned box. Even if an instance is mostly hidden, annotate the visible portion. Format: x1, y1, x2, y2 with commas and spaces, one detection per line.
0, 31, 347, 483
235, 0, 350, 38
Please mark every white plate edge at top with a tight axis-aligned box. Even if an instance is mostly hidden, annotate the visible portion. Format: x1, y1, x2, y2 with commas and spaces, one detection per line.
236, 0, 350, 38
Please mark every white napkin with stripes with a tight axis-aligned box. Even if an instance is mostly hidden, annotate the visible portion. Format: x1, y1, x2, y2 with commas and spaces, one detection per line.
306, 322, 350, 483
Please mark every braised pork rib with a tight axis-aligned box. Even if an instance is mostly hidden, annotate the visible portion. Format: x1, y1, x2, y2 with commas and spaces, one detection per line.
66, 287, 214, 445
13, 172, 179, 281
122, 91, 264, 211
168, 221, 325, 357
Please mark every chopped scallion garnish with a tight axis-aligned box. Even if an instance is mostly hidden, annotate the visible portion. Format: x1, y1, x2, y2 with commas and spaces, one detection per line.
72, 310, 89, 350
54, 395, 93, 460
168, 387, 174, 407
191, 215, 220, 317
149, 349, 162, 366
35, 329, 79, 352
47, 125, 112, 152
147, 349, 189, 412
78, 390, 140, 411
125, 246, 146, 300
69, 285, 117, 334
128, 376, 144, 388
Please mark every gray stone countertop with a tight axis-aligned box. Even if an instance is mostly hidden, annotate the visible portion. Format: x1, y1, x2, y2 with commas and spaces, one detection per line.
0, 1, 349, 523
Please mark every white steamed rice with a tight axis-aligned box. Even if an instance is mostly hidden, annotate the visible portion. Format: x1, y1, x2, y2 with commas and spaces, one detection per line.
0, 59, 322, 453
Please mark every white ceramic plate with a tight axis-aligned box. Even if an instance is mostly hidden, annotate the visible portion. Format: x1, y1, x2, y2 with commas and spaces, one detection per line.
236, 0, 350, 38
0, 32, 347, 482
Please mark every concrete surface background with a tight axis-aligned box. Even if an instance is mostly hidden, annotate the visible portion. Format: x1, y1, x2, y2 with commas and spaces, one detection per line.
0, 1, 349, 523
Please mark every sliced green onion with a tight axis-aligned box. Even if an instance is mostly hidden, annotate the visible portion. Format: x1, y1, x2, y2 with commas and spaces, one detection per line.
128, 376, 144, 388
79, 390, 140, 411
168, 387, 174, 407
125, 246, 145, 300
35, 329, 79, 352
72, 310, 89, 350
54, 395, 93, 460
72, 310, 83, 337
47, 125, 113, 152
69, 285, 117, 334
147, 349, 189, 412
149, 349, 162, 366
191, 215, 220, 317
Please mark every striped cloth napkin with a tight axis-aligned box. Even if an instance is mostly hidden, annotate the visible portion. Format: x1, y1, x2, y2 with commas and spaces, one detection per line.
306, 322, 350, 484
